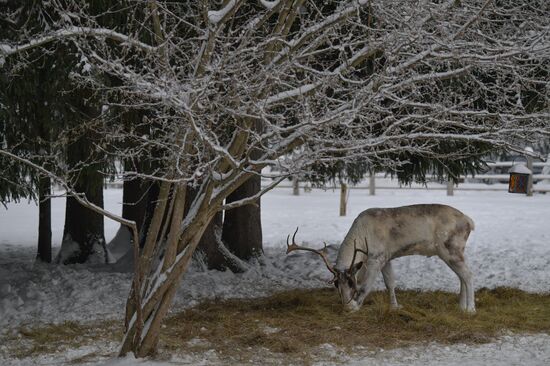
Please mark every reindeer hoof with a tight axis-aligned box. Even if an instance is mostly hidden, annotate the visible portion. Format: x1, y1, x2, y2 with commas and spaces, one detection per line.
460, 306, 476, 314
345, 300, 360, 312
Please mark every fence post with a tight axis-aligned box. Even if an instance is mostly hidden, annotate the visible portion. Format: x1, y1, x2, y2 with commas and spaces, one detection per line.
292, 177, 300, 196
339, 183, 347, 216
446, 181, 454, 196
369, 173, 376, 196
527, 156, 534, 197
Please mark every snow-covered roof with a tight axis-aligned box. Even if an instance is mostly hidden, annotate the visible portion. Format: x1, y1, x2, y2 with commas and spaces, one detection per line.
509, 164, 532, 175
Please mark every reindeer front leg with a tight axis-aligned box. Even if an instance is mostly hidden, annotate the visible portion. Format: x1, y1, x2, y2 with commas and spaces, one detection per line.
382, 261, 400, 309
348, 258, 384, 311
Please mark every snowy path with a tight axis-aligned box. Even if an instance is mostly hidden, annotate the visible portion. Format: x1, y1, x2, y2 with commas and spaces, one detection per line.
3, 334, 550, 366
1, 188, 550, 365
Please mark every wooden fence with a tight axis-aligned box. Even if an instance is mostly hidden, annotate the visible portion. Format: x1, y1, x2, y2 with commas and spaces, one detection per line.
265, 161, 550, 218
268, 162, 550, 194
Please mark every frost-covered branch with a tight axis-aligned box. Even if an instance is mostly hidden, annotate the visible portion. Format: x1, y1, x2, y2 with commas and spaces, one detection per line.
219, 175, 285, 211
0, 26, 157, 59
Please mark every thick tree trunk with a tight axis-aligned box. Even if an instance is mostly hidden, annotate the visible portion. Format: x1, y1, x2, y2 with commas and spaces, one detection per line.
183, 186, 236, 271
120, 109, 149, 232
122, 175, 147, 231
109, 168, 149, 261
196, 211, 227, 270
138, 182, 160, 247
58, 137, 108, 264
36, 176, 52, 263
222, 175, 263, 260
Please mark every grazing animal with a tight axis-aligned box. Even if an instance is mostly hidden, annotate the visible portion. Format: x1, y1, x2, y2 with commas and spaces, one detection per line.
286, 204, 476, 312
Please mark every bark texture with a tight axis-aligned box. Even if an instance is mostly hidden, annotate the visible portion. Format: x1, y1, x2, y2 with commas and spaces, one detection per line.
36, 176, 52, 263
222, 175, 263, 260
58, 137, 107, 264
122, 174, 148, 232
138, 182, 160, 247
196, 211, 227, 270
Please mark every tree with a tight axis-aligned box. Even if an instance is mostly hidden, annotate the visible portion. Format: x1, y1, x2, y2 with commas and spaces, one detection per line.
1, 0, 549, 357
58, 125, 108, 264
0, 63, 54, 262
0, 2, 67, 263
108, 109, 150, 261
1, 1, 149, 264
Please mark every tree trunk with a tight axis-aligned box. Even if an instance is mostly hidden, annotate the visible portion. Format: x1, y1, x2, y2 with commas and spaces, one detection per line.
36, 175, 52, 263
120, 193, 215, 357
339, 182, 348, 217
196, 211, 227, 270
108, 168, 149, 261
122, 174, 147, 231
120, 171, 259, 356
58, 137, 108, 264
222, 175, 263, 260
120, 109, 149, 232
183, 186, 238, 271
292, 176, 300, 195
138, 182, 160, 248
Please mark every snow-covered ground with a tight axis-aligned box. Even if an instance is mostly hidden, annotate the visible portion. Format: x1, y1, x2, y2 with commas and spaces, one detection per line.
1, 187, 550, 365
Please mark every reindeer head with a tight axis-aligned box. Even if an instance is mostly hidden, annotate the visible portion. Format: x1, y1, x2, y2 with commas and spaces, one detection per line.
332, 239, 368, 307
286, 228, 368, 308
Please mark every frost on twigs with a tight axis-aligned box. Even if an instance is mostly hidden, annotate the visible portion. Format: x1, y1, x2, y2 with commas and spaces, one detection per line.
1, 0, 549, 357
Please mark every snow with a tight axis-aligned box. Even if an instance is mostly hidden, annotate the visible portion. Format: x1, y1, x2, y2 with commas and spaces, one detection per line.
265, 82, 318, 105
0, 27, 156, 57
3, 334, 550, 366
207, 0, 236, 24
1, 187, 550, 365
0, 188, 123, 248
509, 163, 532, 174
107, 226, 132, 261
315, 334, 550, 366
260, 0, 280, 10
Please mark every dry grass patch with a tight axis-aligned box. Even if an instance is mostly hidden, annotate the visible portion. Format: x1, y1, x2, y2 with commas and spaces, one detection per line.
161, 287, 550, 362
3, 320, 121, 359
4, 287, 550, 363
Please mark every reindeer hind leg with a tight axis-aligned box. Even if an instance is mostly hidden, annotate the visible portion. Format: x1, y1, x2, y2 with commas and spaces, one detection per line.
443, 257, 475, 313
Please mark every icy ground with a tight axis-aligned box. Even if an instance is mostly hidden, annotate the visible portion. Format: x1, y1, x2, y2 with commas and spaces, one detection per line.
1, 187, 550, 365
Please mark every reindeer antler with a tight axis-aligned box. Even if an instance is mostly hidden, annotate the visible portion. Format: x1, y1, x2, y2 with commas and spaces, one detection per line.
286, 227, 337, 275
349, 238, 369, 272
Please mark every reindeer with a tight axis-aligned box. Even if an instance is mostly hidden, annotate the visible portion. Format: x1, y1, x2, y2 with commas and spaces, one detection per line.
286, 204, 476, 312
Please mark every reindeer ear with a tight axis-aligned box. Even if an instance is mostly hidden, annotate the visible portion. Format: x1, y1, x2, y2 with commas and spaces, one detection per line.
351, 261, 363, 273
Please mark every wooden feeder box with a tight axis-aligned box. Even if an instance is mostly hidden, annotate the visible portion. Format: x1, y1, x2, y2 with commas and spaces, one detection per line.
508, 164, 532, 194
